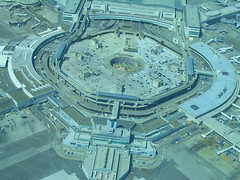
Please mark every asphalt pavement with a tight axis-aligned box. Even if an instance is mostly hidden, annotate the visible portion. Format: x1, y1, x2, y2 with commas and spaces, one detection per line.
0, 148, 87, 180
0, 126, 86, 180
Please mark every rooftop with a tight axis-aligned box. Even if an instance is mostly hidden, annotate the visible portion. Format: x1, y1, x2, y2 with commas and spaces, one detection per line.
0, 98, 15, 112
61, 106, 92, 126
180, 42, 237, 118
83, 146, 130, 180
133, 117, 168, 133
185, 5, 200, 28
99, 0, 177, 8
91, 117, 135, 130
64, 0, 81, 14
7, 89, 30, 103
17, 0, 40, 5
51, 110, 71, 130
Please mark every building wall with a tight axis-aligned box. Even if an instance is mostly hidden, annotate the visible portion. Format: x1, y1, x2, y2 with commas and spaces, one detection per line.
184, 27, 200, 38
17, 98, 33, 110
91, 1, 177, 20
32, 90, 57, 104
82, 164, 91, 179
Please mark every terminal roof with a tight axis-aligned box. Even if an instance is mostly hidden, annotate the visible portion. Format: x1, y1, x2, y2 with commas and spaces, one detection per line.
62, 106, 92, 126
91, 116, 135, 130
7, 89, 29, 103
83, 146, 130, 180
185, 5, 200, 28
0, 98, 15, 112
180, 42, 237, 118
64, 0, 81, 14
104, 0, 176, 8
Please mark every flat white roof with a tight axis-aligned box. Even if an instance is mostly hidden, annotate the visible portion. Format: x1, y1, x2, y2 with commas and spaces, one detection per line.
180, 42, 237, 118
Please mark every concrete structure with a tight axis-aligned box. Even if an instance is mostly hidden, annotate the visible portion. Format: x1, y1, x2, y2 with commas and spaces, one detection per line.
89, 14, 175, 31
50, 105, 91, 131
91, 117, 135, 131
89, 0, 181, 31
42, 170, 79, 180
186, 56, 194, 80
53, 42, 66, 65
51, 32, 197, 118
0, 54, 9, 68
62, 114, 157, 179
46, 0, 66, 11
1, 2, 219, 179
131, 139, 156, 157
7, 29, 65, 108
6, 89, 32, 109
62, 0, 84, 22
184, 5, 201, 37
91, 124, 130, 145
201, 3, 240, 24
180, 42, 237, 118
82, 146, 130, 180
63, 116, 157, 179
63, 130, 91, 148
91, 0, 182, 20
0, 98, 15, 115
1, 43, 16, 55
4, 1, 240, 179
17, 0, 40, 6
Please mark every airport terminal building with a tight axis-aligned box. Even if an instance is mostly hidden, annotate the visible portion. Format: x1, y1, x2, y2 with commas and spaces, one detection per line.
4, 0, 240, 179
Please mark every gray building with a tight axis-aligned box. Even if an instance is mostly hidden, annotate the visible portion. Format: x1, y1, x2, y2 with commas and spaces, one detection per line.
82, 146, 130, 180
62, 0, 83, 22
6, 89, 32, 109
0, 98, 16, 115
184, 5, 201, 37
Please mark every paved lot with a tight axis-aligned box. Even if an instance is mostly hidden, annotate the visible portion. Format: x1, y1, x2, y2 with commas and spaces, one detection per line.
154, 126, 233, 180
127, 159, 189, 180
0, 148, 87, 180
0, 109, 47, 146
0, 121, 86, 180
